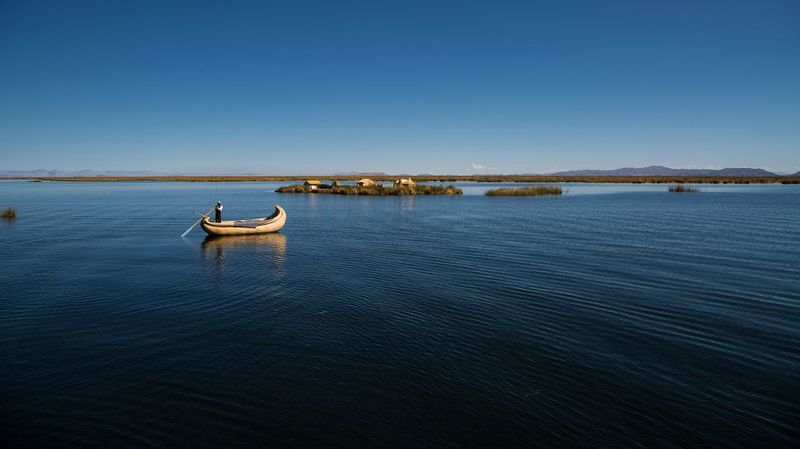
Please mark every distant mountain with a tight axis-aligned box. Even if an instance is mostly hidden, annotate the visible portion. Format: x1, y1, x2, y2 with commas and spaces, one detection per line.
791, 171, 800, 177
0, 169, 169, 178
550, 166, 777, 177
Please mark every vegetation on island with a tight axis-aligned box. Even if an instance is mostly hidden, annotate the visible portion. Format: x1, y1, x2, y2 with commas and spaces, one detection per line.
276, 183, 462, 195
485, 186, 563, 196
667, 184, 700, 193
2, 207, 17, 219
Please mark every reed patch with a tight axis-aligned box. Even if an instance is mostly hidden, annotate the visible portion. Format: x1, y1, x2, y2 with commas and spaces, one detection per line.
2, 207, 17, 219
485, 186, 563, 196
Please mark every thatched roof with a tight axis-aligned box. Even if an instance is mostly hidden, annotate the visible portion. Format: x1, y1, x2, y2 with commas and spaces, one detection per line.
395, 178, 415, 186
304, 180, 322, 185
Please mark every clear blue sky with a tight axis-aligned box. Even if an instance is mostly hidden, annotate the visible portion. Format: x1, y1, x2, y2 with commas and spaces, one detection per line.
1, 0, 798, 174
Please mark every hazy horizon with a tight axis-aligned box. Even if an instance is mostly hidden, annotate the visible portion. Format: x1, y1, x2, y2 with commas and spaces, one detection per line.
1, 0, 798, 174
1, 164, 795, 177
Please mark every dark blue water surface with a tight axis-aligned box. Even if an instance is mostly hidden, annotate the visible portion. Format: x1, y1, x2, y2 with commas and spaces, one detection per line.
1, 181, 799, 448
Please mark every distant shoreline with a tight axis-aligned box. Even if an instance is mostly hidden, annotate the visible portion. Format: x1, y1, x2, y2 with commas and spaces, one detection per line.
2, 175, 799, 184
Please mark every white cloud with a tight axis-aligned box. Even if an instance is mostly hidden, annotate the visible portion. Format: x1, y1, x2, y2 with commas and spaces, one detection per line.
468, 161, 502, 174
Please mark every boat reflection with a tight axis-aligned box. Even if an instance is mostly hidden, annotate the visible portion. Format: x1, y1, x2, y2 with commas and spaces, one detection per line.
202, 233, 287, 273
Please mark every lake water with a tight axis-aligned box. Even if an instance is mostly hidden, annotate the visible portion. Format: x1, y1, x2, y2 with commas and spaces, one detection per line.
1, 181, 799, 448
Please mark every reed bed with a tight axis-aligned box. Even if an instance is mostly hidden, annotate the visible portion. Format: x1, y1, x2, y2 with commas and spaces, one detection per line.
668, 184, 699, 193
2, 207, 17, 219
275, 184, 308, 193
276, 184, 462, 195
485, 186, 563, 196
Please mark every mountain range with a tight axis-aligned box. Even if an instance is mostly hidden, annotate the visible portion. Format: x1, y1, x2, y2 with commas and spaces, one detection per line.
549, 166, 778, 177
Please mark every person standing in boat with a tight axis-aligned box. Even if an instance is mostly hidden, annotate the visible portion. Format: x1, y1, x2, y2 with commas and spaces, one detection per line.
214, 201, 223, 223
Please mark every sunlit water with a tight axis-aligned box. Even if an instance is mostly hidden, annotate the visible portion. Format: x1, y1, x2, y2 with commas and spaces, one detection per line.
1, 181, 798, 448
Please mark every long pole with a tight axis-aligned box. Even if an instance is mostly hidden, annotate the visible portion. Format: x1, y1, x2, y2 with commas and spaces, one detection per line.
181, 206, 215, 238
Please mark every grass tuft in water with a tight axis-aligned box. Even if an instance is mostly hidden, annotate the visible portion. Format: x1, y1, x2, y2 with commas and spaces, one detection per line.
667, 184, 699, 193
485, 186, 563, 196
2, 207, 17, 219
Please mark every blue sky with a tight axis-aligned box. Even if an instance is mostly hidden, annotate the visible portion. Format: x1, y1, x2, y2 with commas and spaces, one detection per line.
0, 0, 798, 174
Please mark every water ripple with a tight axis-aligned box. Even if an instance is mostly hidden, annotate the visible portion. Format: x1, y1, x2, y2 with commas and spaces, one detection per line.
1, 182, 799, 448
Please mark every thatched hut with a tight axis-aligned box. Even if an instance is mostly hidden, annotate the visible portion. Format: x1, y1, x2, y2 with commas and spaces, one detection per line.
304, 180, 322, 190
357, 178, 375, 187
394, 178, 416, 187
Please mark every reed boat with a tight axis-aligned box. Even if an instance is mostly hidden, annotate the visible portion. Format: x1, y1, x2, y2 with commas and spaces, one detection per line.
201, 205, 286, 236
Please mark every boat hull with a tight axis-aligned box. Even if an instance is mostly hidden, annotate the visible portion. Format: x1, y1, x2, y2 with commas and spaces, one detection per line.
201, 205, 286, 236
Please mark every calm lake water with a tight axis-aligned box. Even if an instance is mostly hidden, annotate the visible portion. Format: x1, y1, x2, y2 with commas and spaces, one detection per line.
1, 181, 799, 448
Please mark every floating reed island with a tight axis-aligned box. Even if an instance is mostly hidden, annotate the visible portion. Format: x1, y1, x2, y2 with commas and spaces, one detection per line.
276, 179, 462, 196
2, 207, 17, 219
485, 186, 564, 196
667, 184, 700, 193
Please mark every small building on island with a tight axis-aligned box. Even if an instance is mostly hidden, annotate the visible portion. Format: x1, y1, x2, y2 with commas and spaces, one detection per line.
304, 180, 322, 190
330, 180, 340, 188
357, 178, 375, 187
394, 178, 416, 187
